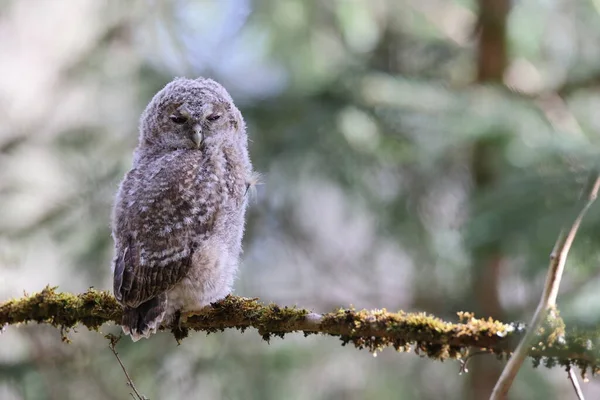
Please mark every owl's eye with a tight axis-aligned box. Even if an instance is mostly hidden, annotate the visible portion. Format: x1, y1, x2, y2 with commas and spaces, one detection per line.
170, 114, 188, 124
207, 114, 221, 122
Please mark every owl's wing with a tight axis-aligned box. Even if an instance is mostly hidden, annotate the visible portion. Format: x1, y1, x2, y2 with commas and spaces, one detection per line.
113, 235, 196, 308
112, 157, 214, 309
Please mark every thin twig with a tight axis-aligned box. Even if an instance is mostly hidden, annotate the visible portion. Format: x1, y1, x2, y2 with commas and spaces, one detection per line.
106, 334, 148, 400
568, 367, 585, 400
491, 172, 600, 399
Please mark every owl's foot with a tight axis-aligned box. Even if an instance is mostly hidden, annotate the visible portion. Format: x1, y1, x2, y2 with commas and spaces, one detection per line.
170, 311, 189, 344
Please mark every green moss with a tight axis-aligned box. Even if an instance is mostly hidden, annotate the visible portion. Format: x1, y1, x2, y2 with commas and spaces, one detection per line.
2, 287, 600, 371
183, 295, 311, 342
319, 308, 517, 361
0, 286, 122, 333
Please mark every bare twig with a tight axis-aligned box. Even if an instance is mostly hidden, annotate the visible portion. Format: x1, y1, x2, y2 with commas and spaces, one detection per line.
568, 367, 585, 400
491, 172, 600, 399
106, 334, 148, 400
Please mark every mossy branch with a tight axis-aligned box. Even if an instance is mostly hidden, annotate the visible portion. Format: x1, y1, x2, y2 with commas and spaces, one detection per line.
1, 287, 600, 377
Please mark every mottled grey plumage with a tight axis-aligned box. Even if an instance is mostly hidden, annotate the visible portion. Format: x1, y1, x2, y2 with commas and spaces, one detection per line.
111, 77, 253, 341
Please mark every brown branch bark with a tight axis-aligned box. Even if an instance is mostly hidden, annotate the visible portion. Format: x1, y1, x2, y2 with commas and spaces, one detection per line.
1, 287, 600, 373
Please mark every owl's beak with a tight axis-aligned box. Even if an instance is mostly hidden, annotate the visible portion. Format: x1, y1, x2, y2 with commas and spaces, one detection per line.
191, 124, 203, 148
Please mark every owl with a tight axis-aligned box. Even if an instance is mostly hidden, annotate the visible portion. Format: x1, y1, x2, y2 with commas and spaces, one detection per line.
111, 77, 253, 341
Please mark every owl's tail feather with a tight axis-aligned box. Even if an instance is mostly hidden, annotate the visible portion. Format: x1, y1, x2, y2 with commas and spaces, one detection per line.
122, 295, 167, 342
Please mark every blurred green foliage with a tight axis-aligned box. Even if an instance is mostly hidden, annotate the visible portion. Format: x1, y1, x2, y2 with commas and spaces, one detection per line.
2, 0, 600, 399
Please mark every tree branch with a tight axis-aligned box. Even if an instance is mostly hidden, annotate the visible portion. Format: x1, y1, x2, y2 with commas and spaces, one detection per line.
491, 172, 600, 399
2, 287, 600, 373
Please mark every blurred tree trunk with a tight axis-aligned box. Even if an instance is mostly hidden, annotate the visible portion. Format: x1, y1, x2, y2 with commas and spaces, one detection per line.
468, 0, 510, 399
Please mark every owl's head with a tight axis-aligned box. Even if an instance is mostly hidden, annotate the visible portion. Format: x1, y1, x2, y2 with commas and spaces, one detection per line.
138, 77, 245, 151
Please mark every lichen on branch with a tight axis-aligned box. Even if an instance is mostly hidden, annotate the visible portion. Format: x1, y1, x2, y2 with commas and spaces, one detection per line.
1, 286, 599, 377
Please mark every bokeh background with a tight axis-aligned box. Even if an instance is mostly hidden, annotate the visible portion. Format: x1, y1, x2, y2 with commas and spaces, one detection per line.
2, 0, 600, 399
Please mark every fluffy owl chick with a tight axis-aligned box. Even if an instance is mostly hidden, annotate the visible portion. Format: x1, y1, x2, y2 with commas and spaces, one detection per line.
111, 77, 253, 341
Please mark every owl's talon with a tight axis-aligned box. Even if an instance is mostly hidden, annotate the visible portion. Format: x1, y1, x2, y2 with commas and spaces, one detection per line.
178, 311, 189, 329
171, 311, 189, 343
